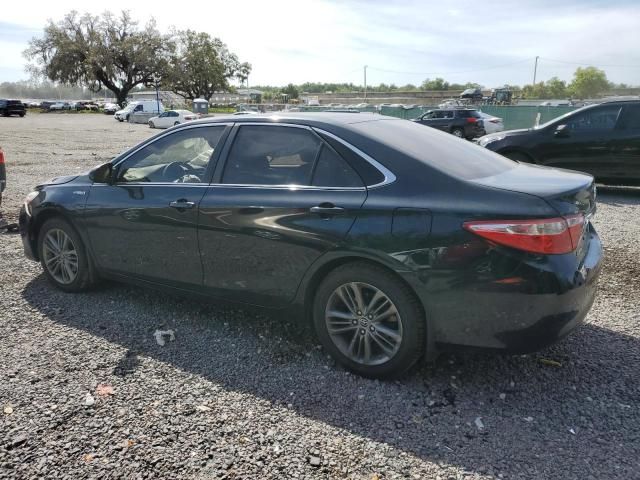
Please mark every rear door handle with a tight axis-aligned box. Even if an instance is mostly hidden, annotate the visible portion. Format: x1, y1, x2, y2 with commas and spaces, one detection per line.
169, 200, 195, 209
310, 205, 345, 215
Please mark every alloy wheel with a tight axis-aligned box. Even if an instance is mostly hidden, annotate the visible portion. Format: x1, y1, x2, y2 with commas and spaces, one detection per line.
42, 228, 79, 285
325, 282, 403, 366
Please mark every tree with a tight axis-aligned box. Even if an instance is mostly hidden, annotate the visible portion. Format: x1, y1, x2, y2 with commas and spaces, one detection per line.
25, 11, 173, 106
166, 30, 248, 101
236, 62, 252, 88
545, 77, 568, 98
421, 78, 449, 90
568, 66, 610, 99
282, 83, 299, 99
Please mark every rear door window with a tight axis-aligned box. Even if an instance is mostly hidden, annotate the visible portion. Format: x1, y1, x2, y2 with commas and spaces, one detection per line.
311, 145, 364, 188
618, 104, 640, 130
222, 126, 322, 186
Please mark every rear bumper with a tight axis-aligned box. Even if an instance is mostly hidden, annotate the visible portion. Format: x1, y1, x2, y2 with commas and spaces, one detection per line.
413, 225, 603, 353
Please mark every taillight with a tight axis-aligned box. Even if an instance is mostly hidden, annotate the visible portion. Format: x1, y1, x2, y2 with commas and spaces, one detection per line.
466, 117, 477, 123
0, 148, 5, 164
463, 214, 585, 254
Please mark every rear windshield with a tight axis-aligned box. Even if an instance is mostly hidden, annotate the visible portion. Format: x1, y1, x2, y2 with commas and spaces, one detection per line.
352, 119, 517, 180
7, 100, 23, 106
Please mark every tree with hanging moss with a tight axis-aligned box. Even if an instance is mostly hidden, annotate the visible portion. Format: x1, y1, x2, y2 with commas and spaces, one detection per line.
25, 11, 173, 107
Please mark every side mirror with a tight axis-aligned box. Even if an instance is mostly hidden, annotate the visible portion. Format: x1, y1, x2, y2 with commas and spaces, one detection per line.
89, 162, 113, 184
554, 124, 570, 138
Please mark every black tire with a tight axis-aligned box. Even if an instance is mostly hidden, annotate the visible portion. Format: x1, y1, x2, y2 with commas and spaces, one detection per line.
37, 217, 94, 292
451, 127, 464, 138
174, 121, 180, 126
149, 121, 155, 128
19, 113, 25, 117
313, 262, 425, 379
503, 151, 533, 163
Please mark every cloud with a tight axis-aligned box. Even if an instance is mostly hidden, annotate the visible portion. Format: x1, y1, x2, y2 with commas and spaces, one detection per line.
1, 0, 639, 87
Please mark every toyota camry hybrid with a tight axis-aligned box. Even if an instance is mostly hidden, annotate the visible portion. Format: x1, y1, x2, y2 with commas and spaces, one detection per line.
19, 113, 602, 378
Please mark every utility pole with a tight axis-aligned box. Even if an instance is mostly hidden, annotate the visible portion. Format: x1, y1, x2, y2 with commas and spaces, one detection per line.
533, 56, 539, 85
364, 65, 368, 100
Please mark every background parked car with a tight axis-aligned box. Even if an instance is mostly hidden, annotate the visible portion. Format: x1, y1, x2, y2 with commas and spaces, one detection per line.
412, 108, 485, 139
0, 99, 26, 117
478, 112, 504, 134
115, 100, 164, 122
103, 103, 118, 114
148, 109, 198, 128
477, 99, 640, 185
49, 102, 72, 111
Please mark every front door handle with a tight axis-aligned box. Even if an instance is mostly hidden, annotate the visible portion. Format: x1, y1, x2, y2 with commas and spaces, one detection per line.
310, 204, 345, 216
169, 200, 195, 210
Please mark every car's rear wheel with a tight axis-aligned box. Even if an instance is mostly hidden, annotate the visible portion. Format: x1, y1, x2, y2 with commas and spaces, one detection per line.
313, 263, 425, 379
37, 218, 94, 292
174, 121, 180, 126
451, 127, 464, 138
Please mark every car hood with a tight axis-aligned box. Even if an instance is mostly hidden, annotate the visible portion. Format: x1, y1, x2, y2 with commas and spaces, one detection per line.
36, 174, 79, 188
482, 128, 530, 140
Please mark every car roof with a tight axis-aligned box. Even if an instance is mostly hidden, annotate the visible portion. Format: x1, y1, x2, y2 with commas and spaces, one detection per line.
597, 98, 640, 105
190, 111, 401, 128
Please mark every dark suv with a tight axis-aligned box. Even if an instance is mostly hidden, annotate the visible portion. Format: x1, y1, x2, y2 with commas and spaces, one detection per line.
477, 99, 640, 185
0, 99, 26, 117
412, 108, 485, 139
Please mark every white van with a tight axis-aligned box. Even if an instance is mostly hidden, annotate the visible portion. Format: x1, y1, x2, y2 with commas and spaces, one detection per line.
115, 100, 164, 122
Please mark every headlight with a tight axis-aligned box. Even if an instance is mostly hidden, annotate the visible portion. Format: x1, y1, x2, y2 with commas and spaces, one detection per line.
478, 135, 505, 147
23, 191, 39, 216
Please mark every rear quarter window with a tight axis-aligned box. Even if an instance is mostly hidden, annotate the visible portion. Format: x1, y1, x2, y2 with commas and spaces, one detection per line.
351, 119, 516, 180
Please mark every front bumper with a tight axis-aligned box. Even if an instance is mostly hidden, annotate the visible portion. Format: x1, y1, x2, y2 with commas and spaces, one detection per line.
421, 225, 603, 353
19, 205, 38, 261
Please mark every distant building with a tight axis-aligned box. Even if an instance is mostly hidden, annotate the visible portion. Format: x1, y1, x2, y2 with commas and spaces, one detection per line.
129, 89, 263, 105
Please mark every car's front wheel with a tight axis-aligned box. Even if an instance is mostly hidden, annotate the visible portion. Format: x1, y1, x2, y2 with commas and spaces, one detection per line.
37, 218, 94, 292
313, 263, 425, 379
149, 121, 155, 128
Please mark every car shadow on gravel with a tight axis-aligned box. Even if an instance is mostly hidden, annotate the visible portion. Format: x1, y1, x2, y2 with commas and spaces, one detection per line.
20, 273, 640, 478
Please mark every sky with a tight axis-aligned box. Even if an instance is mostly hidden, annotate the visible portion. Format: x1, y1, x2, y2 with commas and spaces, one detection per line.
1, 0, 639, 88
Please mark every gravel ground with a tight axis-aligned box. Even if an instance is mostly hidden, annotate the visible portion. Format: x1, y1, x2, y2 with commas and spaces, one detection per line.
1, 114, 639, 479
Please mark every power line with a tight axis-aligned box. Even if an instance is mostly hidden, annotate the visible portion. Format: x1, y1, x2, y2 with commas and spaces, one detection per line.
541, 57, 640, 68
366, 58, 532, 76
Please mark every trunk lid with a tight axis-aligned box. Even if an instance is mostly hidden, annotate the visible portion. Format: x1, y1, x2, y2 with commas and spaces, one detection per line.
470, 163, 596, 217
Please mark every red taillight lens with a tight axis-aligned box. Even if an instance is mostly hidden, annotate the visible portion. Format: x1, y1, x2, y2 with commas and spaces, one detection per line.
0, 149, 5, 164
466, 117, 477, 123
463, 214, 585, 254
